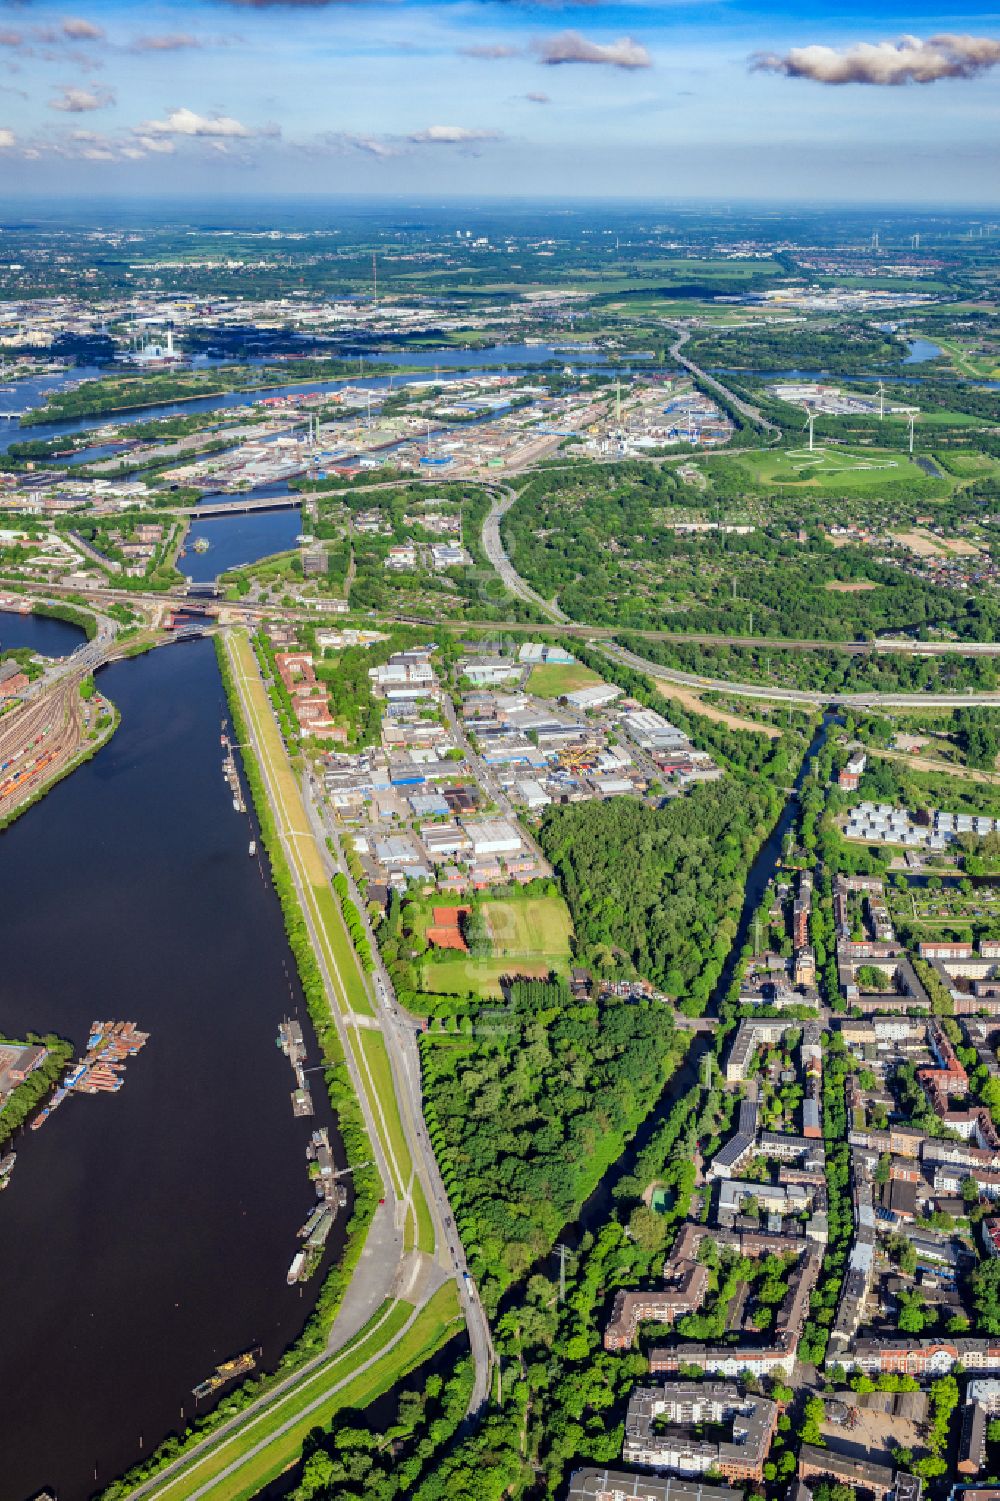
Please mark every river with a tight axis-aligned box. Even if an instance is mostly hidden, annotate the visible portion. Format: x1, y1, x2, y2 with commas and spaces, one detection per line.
181, 487, 303, 584
0, 633, 348, 1501
0, 343, 617, 457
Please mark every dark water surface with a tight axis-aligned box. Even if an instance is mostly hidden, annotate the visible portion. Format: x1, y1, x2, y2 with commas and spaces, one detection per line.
0, 610, 84, 658
181, 506, 303, 582
0, 639, 346, 1501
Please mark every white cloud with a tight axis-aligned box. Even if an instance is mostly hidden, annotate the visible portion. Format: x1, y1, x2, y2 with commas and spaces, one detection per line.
135, 107, 259, 139
535, 30, 651, 69
135, 135, 177, 154
408, 124, 503, 144
61, 17, 105, 42
751, 33, 1000, 86
0, 127, 15, 149
130, 34, 203, 53
49, 85, 114, 112
459, 44, 522, 60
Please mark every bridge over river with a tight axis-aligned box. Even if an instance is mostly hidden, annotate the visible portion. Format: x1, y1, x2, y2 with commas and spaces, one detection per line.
182, 494, 303, 518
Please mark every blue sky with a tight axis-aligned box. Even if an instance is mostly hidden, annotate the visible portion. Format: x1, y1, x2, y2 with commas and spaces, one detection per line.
0, 0, 997, 202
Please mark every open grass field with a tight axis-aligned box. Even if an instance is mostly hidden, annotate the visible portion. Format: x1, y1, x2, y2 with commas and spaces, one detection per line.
483, 894, 573, 957
419, 894, 574, 997
526, 661, 603, 697
420, 956, 556, 998
933, 336, 1000, 381
737, 443, 939, 492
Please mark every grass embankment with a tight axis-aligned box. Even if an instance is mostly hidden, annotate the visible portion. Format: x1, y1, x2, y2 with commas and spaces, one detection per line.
226, 631, 431, 1252
144, 1284, 460, 1501
737, 443, 943, 491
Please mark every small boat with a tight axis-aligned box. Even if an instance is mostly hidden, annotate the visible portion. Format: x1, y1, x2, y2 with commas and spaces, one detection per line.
192, 1345, 261, 1400
287, 1250, 306, 1285
249, 840, 256, 857
0, 1151, 15, 1188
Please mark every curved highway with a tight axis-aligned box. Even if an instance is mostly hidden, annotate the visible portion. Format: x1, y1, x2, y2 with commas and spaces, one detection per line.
480, 484, 568, 624
605, 639, 1000, 709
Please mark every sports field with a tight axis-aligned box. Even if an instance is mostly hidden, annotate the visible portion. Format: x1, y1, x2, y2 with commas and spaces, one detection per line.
483, 895, 573, 957
419, 894, 574, 997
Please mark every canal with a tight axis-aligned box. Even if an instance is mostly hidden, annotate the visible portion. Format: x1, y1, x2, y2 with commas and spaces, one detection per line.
555, 712, 834, 1248
0, 634, 348, 1501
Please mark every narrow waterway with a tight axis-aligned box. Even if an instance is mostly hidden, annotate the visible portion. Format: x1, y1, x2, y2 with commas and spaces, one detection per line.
0, 637, 347, 1501
563, 712, 834, 1246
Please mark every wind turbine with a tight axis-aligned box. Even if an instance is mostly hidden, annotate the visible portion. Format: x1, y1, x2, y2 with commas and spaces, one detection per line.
908, 412, 916, 455
803, 407, 816, 453
878, 381, 885, 420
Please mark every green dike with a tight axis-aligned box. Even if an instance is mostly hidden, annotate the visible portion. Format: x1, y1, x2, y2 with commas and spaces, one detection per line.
312, 882, 374, 1016
215, 1286, 462, 1501
149, 1301, 410, 1501
156, 1286, 461, 1501
227, 634, 411, 1213
414, 1174, 436, 1256
357, 1028, 413, 1192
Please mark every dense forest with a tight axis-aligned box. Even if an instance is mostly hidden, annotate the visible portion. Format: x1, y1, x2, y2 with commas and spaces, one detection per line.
538, 781, 781, 1010
503, 461, 991, 641
686, 320, 910, 375
293, 1344, 474, 1501
420, 977, 690, 1306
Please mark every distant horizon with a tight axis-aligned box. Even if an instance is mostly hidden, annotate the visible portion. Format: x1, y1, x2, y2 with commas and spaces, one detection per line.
4, 195, 1000, 214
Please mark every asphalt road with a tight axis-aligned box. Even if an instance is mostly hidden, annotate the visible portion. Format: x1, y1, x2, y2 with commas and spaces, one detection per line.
668, 324, 781, 436
301, 772, 495, 1413
229, 637, 494, 1414
605, 640, 1000, 709
480, 484, 568, 625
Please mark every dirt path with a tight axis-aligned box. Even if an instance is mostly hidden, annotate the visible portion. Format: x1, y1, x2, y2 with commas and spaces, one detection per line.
653, 680, 780, 738
872, 746, 1000, 785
